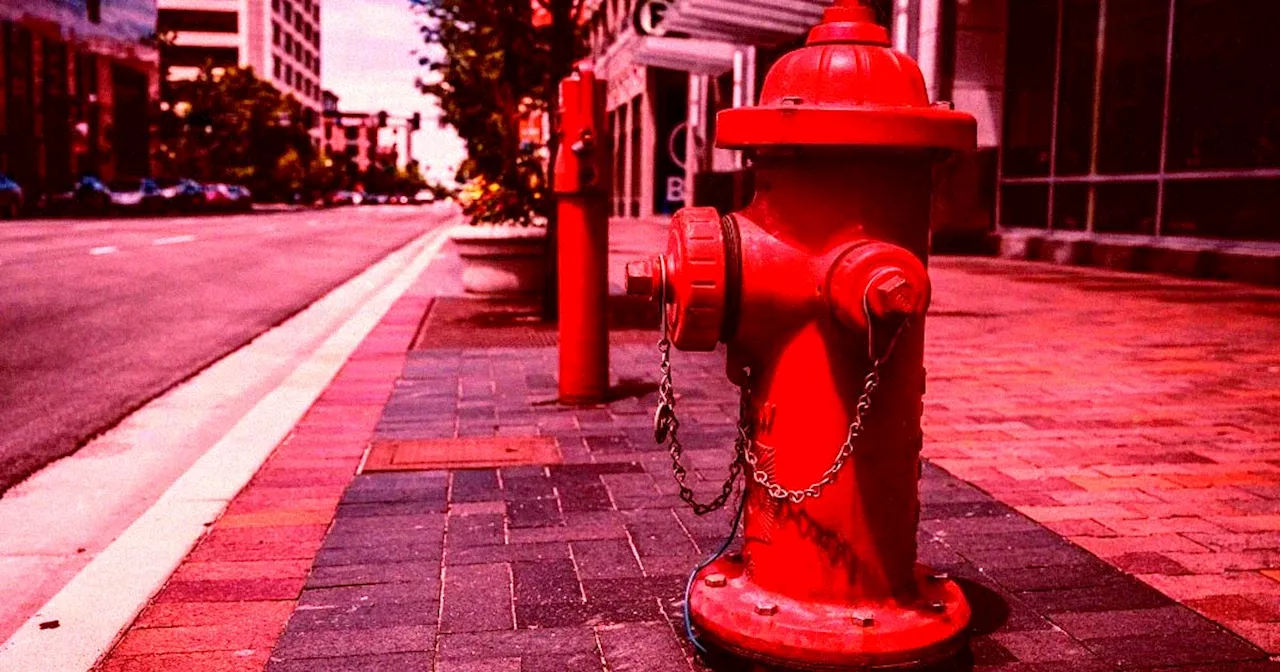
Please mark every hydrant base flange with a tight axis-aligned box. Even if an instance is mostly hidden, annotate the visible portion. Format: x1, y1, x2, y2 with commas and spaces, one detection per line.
691, 558, 970, 670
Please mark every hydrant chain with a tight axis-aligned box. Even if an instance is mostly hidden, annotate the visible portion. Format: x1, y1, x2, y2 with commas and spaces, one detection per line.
743, 316, 908, 504
656, 335, 745, 515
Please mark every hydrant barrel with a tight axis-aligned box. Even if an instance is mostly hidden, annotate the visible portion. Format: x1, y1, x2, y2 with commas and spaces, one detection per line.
633, 1, 979, 669
554, 65, 611, 404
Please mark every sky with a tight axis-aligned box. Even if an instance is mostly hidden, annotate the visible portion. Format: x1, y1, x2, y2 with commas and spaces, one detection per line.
321, 0, 464, 183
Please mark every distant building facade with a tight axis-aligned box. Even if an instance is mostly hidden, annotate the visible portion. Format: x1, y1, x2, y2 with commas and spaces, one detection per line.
319, 92, 379, 173
157, 0, 321, 126
0, 0, 160, 195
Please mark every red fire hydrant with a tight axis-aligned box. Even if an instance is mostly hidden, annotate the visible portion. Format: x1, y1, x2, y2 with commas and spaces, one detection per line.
555, 65, 611, 404
626, 2, 976, 668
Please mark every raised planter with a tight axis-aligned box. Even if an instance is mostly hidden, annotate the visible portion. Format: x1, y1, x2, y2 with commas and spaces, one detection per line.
450, 225, 548, 296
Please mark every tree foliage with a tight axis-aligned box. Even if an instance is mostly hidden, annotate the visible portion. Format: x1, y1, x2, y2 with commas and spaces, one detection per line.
412, 0, 586, 224
155, 67, 317, 200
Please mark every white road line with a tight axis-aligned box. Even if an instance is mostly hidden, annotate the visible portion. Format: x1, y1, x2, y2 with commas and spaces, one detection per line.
89, 246, 118, 256
151, 235, 195, 246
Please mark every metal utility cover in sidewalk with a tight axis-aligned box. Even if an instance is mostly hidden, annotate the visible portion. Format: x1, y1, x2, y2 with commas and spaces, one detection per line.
361, 437, 562, 472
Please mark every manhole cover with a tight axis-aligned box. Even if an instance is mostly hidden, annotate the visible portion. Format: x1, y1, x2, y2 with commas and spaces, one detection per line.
361, 437, 562, 472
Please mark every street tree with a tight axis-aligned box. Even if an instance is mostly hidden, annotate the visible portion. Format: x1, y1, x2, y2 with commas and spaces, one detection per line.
412, 0, 588, 317
156, 67, 317, 201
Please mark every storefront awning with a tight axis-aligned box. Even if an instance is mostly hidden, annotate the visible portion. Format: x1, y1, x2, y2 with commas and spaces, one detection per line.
662, 0, 832, 45
632, 35, 739, 75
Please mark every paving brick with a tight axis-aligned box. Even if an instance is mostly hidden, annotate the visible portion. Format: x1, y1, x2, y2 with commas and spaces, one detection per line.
451, 470, 502, 502
512, 558, 582, 606
436, 626, 600, 660
271, 625, 436, 659
440, 563, 513, 633
1137, 572, 1280, 601
445, 512, 505, 548
134, 601, 295, 629
297, 582, 438, 609
168, 559, 313, 583
306, 561, 441, 589
596, 622, 691, 672
112, 618, 286, 656
1083, 630, 1263, 668
266, 651, 434, 672
285, 601, 441, 632
100, 649, 272, 672
153, 578, 304, 603
1016, 580, 1175, 614
1108, 552, 1194, 575
990, 630, 1095, 662
571, 539, 644, 580
507, 497, 565, 528
1186, 594, 1280, 623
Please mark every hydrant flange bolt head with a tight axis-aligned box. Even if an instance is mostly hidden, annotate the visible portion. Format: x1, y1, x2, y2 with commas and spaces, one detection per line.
755, 602, 779, 616
625, 260, 657, 300
703, 573, 727, 588
854, 614, 875, 628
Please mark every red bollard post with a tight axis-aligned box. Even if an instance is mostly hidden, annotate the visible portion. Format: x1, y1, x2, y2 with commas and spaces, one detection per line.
555, 66, 611, 404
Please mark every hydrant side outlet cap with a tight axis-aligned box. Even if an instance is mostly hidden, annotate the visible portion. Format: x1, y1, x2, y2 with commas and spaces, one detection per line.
715, 4, 976, 151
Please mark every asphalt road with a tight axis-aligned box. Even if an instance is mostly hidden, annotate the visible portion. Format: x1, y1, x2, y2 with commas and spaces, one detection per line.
0, 204, 455, 494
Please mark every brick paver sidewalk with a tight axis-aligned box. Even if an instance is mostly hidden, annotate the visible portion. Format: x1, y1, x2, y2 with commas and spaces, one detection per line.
93, 221, 1280, 671
924, 258, 1280, 652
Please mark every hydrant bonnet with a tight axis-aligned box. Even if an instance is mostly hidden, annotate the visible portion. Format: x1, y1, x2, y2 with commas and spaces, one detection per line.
716, 0, 976, 152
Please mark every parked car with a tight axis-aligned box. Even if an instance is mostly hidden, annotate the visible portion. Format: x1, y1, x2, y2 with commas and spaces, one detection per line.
366, 193, 390, 205
412, 189, 436, 204
203, 183, 235, 211
156, 178, 207, 212
325, 190, 357, 206
225, 185, 253, 212
50, 176, 112, 215
0, 174, 22, 219
108, 178, 165, 214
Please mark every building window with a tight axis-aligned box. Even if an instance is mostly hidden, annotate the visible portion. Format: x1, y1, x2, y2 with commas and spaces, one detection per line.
165, 45, 239, 68
285, 63, 293, 83
284, 3, 292, 21
272, 21, 281, 45
159, 9, 240, 33
273, 55, 282, 78
999, 0, 1280, 242
285, 33, 293, 52
273, 0, 280, 11
313, 56, 320, 74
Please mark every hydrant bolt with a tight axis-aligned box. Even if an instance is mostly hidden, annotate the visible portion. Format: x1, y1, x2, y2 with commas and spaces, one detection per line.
871, 269, 918, 318
704, 573, 727, 588
755, 602, 779, 616
624, 260, 656, 299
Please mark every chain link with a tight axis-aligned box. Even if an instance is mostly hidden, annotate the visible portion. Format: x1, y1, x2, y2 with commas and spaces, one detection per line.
741, 355, 885, 504
655, 334, 746, 515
